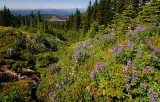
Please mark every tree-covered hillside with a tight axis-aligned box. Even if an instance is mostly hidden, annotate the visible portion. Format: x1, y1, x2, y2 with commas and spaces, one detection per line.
0, 0, 160, 102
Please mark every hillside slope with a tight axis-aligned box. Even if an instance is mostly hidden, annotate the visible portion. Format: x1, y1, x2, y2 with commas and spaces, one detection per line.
0, 26, 60, 71
37, 23, 160, 101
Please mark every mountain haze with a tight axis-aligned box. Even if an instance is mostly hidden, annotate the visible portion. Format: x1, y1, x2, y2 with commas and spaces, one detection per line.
10, 8, 86, 16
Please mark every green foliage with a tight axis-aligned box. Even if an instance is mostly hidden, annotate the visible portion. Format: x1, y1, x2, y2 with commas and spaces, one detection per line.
86, 21, 99, 38
140, 1, 160, 23
0, 80, 32, 102
35, 52, 58, 67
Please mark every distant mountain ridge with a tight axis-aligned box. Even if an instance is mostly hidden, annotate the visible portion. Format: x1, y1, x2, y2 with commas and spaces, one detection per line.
10, 8, 86, 16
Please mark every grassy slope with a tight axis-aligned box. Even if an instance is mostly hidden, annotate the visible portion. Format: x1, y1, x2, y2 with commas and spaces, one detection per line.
0, 23, 160, 101
0, 26, 62, 101
38, 24, 160, 101
0, 26, 60, 68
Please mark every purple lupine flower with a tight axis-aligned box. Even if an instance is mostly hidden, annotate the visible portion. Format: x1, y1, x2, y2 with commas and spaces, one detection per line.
96, 63, 100, 71
127, 30, 132, 36
52, 90, 56, 98
46, 63, 57, 71
131, 25, 141, 38
74, 45, 82, 52
7, 47, 15, 55
159, 23, 160, 28
130, 42, 135, 51
111, 33, 115, 38
117, 26, 120, 30
68, 77, 70, 81
100, 62, 103, 69
147, 66, 154, 71
154, 46, 160, 51
64, 76, 67, 82
88, 45, 93, 49
126, 84, 131, 92
55, 71, 57, 75
136, 53, 140, 59
153, 23, 156, 26
90, 70, 95, 80
55, 83, 61, 89
112, 44, 125, 56
72, 56, 74, 60
34, 80, 37, 86
146, 36, 151, 47
127, 60, 131, 68
132, 32, 136, 39
107, 34, 110, 39
151, 52, 157, 61
103, 34, 107, 39
138, 48, 142, 54
123, 67, 128, 73
142, 68, 146, 74
149, 24, 152, 28
135, 25, 141, 33
141, 83, 147, 91
142, 27, 147, 32
149, 88, 157, 102
74, 53, 77, 61
49, 92, 53, 97
61, 69, 64, 74
84, 44, 88, 47
127, 40, 135, 51
97, 40, 99, 43
62, 81, 64, 85
125, 76, 130, 83
132, 67, 139, 82
82, 50, 85, 53
123, 60, 131, 73
77, 50, 81, 56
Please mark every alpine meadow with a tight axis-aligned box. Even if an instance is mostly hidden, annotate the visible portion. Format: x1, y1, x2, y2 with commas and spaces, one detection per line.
0, 0, 160, 102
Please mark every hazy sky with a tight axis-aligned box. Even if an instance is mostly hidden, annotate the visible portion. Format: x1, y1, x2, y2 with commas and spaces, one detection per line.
0, 0, 95, 9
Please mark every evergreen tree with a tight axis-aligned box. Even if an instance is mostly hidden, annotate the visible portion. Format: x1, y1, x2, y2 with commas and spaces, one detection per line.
132, 0, 140, 17
122, 4, 136, 30
140, 0, 151, 6
140, 1, 160, 23
86, 0, 92, 28
105, 0, 112, 25
112, 0, 118, 11
117, 0, 126, 13
65, 20, 70, 29
91, 0, 98, 22
25, 16, 29, 27
97, 0, 105, 25
20, 15, 24, 27
43, 19, 48, 32
74, 8, 81, 29
69, 14, 74, 29
97, 0, 112, 26
30, 11, 34, 29
0, 11, 2, 26
14, 15, 21, 28
80, 12, 88, 38
37, 11, 42, 30
1, 6, 13, 26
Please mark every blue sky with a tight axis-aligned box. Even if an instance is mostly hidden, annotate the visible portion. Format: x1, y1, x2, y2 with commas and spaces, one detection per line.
0, 0, 95, 9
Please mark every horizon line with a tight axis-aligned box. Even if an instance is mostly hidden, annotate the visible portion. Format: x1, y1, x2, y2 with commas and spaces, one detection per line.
0, 6, 87, 10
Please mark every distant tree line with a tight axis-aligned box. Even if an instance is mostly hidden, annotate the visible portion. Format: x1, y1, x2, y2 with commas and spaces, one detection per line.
0, 6, 53, 33
53, 0, 153, 29
52, 0, 160, 42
